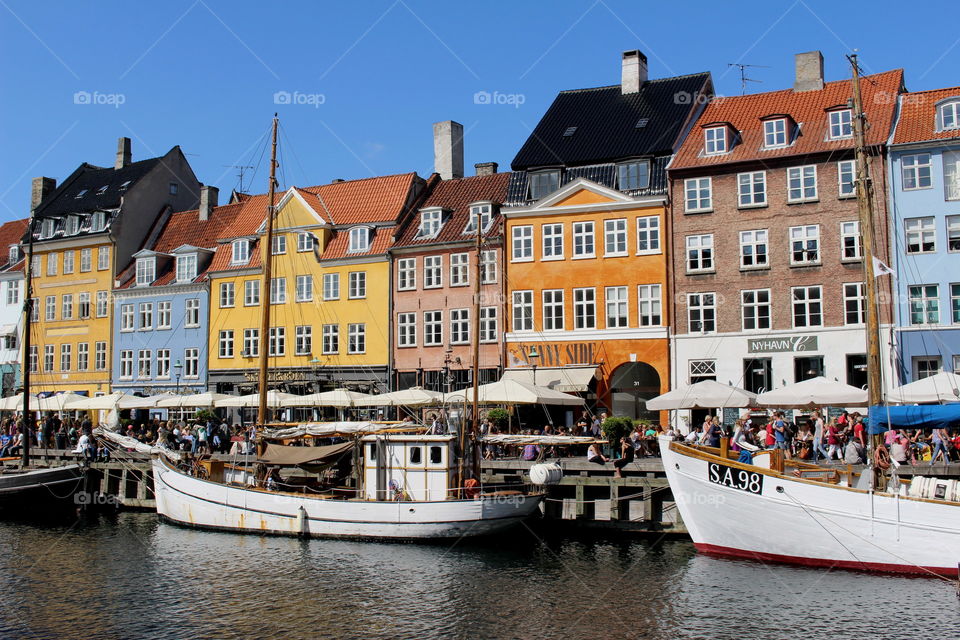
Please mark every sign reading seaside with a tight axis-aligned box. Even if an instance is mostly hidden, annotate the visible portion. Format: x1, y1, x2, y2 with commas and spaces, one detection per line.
747, 335, 818, 353
708, 462, 763, 494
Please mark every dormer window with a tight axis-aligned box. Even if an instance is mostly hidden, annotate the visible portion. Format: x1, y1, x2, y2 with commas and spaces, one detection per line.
528, 170, 560, 200
763, 118, 788, 148
417, 210, 443, 239
297, 231, 315, 252
828, 109, 852, 139
231, 239, 250, 264
463, 204, 493, 235
348, 227, 370, 253
135, 257, 155, 286
91, 212, 106, 232
938, 99, 960, 132
617, 160, 651, 191
8, 245, 20, 265
176, 254, 197, 283
96, 185, 108, 195
119, 180, 131, 191
704, 127, 728, 155
74, 189, 87, 199
65, 216, 80, 236
39, 219, 55, 239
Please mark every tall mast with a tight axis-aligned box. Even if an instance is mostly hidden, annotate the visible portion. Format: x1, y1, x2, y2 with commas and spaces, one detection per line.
20, 216, 34, 467
849, 54, 884, 407
257, 115, 279, 426
470, 219, 482, 475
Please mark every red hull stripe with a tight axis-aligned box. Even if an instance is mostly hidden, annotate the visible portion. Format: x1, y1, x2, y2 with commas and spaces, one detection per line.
694, 542, 959, 579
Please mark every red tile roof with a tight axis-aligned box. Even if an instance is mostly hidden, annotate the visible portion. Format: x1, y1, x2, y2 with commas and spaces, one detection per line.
0, 218, 28, 272
319, 226, 394, 261
892, 86, 960, 145
303, 173, 418, 225
672, 69, 904, 170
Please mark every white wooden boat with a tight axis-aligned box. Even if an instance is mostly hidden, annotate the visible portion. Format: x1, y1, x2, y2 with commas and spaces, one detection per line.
660, 436, 960, 577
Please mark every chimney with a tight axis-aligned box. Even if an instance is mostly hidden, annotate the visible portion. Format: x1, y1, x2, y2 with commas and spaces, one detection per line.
794, 51, 824, 92
31, 177, 57, 212
475, 162, 498, 176
621, 50, 648, 94
199, 185, 218, 221
433, 120, 464, 180
115, 136, 132, 169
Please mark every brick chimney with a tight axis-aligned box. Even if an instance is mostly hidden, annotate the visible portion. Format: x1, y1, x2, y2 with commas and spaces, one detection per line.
621, 50, 648, 94
115, 136, 132, 169
794, 51, 824, 92
199, 185, 218, 221
433, 120, 464, 180
31, 177, 56, 212
475, 162, 498, 176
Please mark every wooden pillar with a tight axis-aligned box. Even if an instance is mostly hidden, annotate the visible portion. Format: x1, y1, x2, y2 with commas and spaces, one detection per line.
575, 483, 586, 519
610, 482, 620, 521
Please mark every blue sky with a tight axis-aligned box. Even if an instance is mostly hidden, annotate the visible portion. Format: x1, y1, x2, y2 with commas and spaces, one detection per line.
1, 0, 957, 221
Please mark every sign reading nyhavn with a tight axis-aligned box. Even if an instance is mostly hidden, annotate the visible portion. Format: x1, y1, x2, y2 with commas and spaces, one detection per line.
747, 335, 818, 353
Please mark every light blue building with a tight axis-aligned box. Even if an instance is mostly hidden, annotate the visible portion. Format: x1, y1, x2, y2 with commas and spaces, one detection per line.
888, 87, 960, 383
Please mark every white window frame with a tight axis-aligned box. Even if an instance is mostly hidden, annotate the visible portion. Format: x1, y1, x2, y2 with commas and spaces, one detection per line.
97, 246, 110, 271
219, 330, 234, 358
135, 257, 155, 286
902, 153, 933, 190
449, 253, 469, 286
348, 227, 370, 253
61, 293, 73, 320
295, 325, 312, 356
138, 302, 153, 330
637, 284, 661, 327
909, 284, 940, 325
270, 277, 287, 304
80, 248, 92, 272
297, 231, 315, 252
737, 171, 767, 207
945, 150, 960, 201
840, 221, 862, 261
347, 323, 365, 354
787, 165, 818, 203
450, 308, 470, 344
184, 348, 199, 378
572, 221, 595, 258
158, 301, 171, 329
77, 342, 89, 371
397, 258, 416, 290
947, 215, 960, 252
424, 311, 443, 346
231, 239, 250, 264
185, 298, 200, 328
268, 327, 286, 357
417, 209, 443, 239
605, 286, 628, 328
220, 282, 235, 308
687, 293, 716, 334
704, 126, 727, 155
844, 282, 866, 326
542, 289, 564, 331
512, 225, 533, 262
527, 170, 560, 200
940, 101, 960, 131
119, 350, 133, 379
423, 256, 442, 289
62, 251, 74, 274
137, 349, 151, 379
479, 306, 498, 343
397, 313, 417, 347
573, 287, 596, 330
763, 118, 788, 148
541, 223, 564, 260
463, 204, 493, 234
176, 254, 197, 283
635, 216, 660, 255
792, 285, 824, 328
838, 160, 856, 198
603, 219, 628, 257
512, 291, 533, 332
120, 304, 134, 331
95, 342, 107, 371
46, 253, 57, 276
828, 109, 852, 139
789, 225, 821, 266
905, 217, 936, 254
685, 234, 714, 273
739, 229, 768, 269
684, 177, 712, 213
348, 271, 366, 299
271, 234, 286, 255
481, 250, 497, 284
243, 329, 260, 358
617, 160, 651, 190
322, 273, 339, 301
296, 274, 314, 302
741, 289, 771, 331
96, 291, 108, 318
322, 325, 339, 354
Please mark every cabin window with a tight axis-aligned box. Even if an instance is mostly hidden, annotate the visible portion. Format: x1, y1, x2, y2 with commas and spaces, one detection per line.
429, 446, 443, 465
409, 446, 422, 464
367, 444, 377, 462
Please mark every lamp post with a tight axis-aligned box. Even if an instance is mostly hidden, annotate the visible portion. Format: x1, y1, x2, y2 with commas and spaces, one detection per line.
174, 360, 183, 394
309, 357, 323, 391
443, 348, 453, 395
528, 346, 540, 386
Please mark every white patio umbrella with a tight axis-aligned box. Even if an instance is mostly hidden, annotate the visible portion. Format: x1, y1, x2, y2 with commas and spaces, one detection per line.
35, 391, 86, 411
155, 392, 232, 408
453, 379, 584, 406
646, 380, 757, 410
66, 392, 130, 411
756, 376, 868, 409
279, 388, 372, 408
887, 371, 960, 405
215, 390, 302, 408
120, 393, 177, 409
353, 387, 444, 407
0, 392, 39, 412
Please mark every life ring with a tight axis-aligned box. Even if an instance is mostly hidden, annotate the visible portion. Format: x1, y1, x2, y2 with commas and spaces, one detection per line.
874, 444, 891, 471
464, 478, 480, 499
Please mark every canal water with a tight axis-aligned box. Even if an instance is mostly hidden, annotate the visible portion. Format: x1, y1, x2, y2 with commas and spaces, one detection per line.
0, 512, 956, 639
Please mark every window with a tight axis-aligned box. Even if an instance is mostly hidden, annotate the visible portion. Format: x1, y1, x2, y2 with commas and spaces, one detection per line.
944, 151, 960, 200
790, 225, 820, 265
840, 221, 862, 260
30, 297, 39, 323
219, 330, 234, 358
542, 289, 564, 331
741, 289, 771, 330
686, 234, 714, 272
348, 272, 366, 298
79, 248, 92, 272
120, 304, 133, 331
5, 281, 18, 306
347, 324, 365, 354
704, 127, 727, 155
617, 160, 650, 190
8, 244, 20, 265
573, 288, 595, 329
481, 250, 497, 283
184, 349, 199, 378
423, 256, 442, 288
77, 343, 89, 371
137, 350, 151, 378
739, 230, 768, 269
528, 170, 560, 200
905, 217, 936, 254
176, 254, 197, 282
270, 278, 287, 304
684, 178, 712, 212
295, 325, 312, 356
464, 204, 493, 234
424, 311, 443, 345
244, 280, 260, 306
449, 253, 468, 286
450, 308, 470, 344
795, 356, 825, 382
95, 342, 106, 371
119, 350, 133, 378
941, 101, 960, 131
297, 232, 315, 252
953, 284, 960, 324
46, 253, 57, 276
322, 324, 339, 354
828, 109, 852, 139
605, 286, 628, 328
220, 282, 235, 308
909, 284, 940, 325
844, 282, 865, 325
138, 302, 153, 330
636, 216, 660, 254
479, 307, 497, 343
271, 234, 286, 255
738, 171, 767, 207
542, 223, 564, 259
914, 357, 942, 380
169, 182, 179, 195
397, 258, 416, 290
292, 274, 313, 303
243, 329, 260, 358
77, 292, 90, 319
43, 345, 54, 372
902, 153, 932, 190
96, 291, 108, 317
417, 210, 443, 238
322, 273, 339, 300
98, 246, 110, 271
604, 219, 627, 256
232, 239, 250, 264
348, 227, 370, 252
787, 165, 818, 202
687, 293, 716, 333
135, 258, 155, 286
763, 118, 787, 147
269, 327, 286, 357
792, 286, 823, 328
838, 160, 856, 197
512, 291, 533, 331
743, 358, 772, 394
156, 349, 170, 378
398, 313, 417, 347
512, 225, 533, 261
638, 284, 662, 327
45, 295, 56, 321
689, 359, 717, 384
91, 211, 107, 232
572, 221, 595, 257
60, 344, 71, 372
185, 298, 200, 327
845, 354, 867, 389
158, 301, 171, 329
63, 251, 74, 274
31, 255, 40, 274
39, 219, 54, 239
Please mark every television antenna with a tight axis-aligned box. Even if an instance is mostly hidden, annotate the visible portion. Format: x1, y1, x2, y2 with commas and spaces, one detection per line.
223, 165, 255, 193
727, 63, 769, 95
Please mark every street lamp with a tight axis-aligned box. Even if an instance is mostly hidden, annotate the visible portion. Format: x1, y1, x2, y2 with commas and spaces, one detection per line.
528, 346, 540, 386
309, 356, 323, 392
174, 360, 183, 393
443, 348, 454, 394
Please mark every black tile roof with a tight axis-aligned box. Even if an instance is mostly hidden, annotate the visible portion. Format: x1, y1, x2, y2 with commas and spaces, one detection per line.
33, 156, 164, 218
505, 155, 671, 206
510, 73, 711, 170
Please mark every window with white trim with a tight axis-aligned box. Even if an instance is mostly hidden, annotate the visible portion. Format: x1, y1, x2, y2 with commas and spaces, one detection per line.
573, 288, 596, 329
738, 171, 766, 207
270, 278, 287, 304
481, 250, 497, 283
43, 345, 54, 372
120, 304, 133, 331
792, 286, 823, 328
638, 284, 661, 327
322, 325, 338, 354
46, 253, 57, 276
636, 216, 660, 254
684, 178, 712, 212
243, 329, 260, 358
138, 302, 153, 330
78, 248, 91, 272
295, 326, 312, 356
740, 230, 768, 269
348, 272, 366, 299
158, 301, 171, 329
95, 342, 106, 371
4, 281, 18, 306
689, 359, 717, 384
763, 118, 787, 148
417, 209, 443, 238
297, 232, 314, 252
348, 323, 366, 354
948, 216, 960, 252
905, 217, 936, 254
479, 307, 498, 342
787, 165, 818, 202
61, 294, 73, 320
65, 216, 79, 236
464, 204, 493, 234
528, 170, 560, 200
914, 356, 942, 380
844, 282, 865, 325
397, 313, 416, 347
512, 225, 533, 260
741, 289, 771, 330
176, 254, 197, 282
220, 282, 235, 308
572, 221, 595, 257
135, 257, 154, 286
512, 291, 533, 331
424, 311, 443, 346
840, 221, 862, 260
542, 223, 564, 259
245, 279, 261, 306
137, 349, 151, 378
605, 286, 628, 328
322, 273, 339, 300
450, 308, 470, 344
269, 327, 286, 357
909, 284, 940, 325
231, 240, 250, 264
704, 126, 727, 155
77, 343, 89, 371
952, 284, 960, 324
29, 346, 38, 373
96, 291, 108, 317
39, 219, 54, 239
272, 234, 286, 255
45, 295, 56, 321
98, 246, 110, 271
450, 253, 468, 286
542, 289, 564, 331
184, 348, 199, 378
423, 256, 442, 288
687, 293, 716, 333
348, 227, 370, 252
686, 234, 714, 273
63, 251, 74, 274
604, 219, 627, 256
185, 298, 200, 327
60, 344, 72, 372
8, 244, 20, 266
790, 225, 820, 265
30, 297, 38, 323
91, 211, 107, 232
397, 258, 416, 290
838, 160, 856, 197
902, 153, 932, 190
617, 160, 650, 190
828, 109, 852, 139
939, 101, 960, 131
219, 330, 234, 358
119, 350, 133, 378
944, 150, 960, 201
296, 275, 313, 302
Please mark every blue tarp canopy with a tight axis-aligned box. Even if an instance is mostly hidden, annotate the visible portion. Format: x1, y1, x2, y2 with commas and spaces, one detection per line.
867, 404, 960, 434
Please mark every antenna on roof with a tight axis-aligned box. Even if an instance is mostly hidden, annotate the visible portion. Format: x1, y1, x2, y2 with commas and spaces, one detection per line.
223, 165, 255, 193
727, 63, 769, 95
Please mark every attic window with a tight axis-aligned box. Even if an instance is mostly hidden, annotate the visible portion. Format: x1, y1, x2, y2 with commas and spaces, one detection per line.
65, 216, 80, 236
938, 100, 960, 132
231, 239, 250, 264
91, 211, 107, 232
416, 209, 443, 239
562, 126, 577, 137
617, 160, 651, 191
828, 109, 852, 140
348, 227, 370, 252
75, 190, 87, 199
96, 185, 108, 195
9, 245, 21, 265
119, 180, 131, 191
135, 257, 156, 286
763, 118, 788, 148
39, 219, 55, 239
704, 127, 728, 155
176, 254, 197, 283
527, 170, 560, 200
635, 118, 649, 128
463, 204, 493, 235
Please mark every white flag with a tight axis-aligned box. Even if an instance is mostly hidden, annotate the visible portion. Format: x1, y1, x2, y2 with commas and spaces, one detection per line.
872, 256, 895, 278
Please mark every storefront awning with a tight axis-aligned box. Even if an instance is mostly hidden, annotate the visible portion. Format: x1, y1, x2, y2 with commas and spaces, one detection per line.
502, 366, 597, 392
0, 324, 16, 336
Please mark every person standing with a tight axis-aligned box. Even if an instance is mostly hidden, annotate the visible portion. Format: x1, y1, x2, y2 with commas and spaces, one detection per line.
811, 410, 829, 463
930, 426, 951, 465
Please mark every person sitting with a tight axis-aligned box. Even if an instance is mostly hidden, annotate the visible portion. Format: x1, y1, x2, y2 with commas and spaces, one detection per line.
521, 442, 540, 461
844, 436, 865, 465
586, 442, 608, 465
613, 436, 634, 478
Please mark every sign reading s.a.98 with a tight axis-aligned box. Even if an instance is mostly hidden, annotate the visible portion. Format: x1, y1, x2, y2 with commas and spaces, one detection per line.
708, 462, 763, 494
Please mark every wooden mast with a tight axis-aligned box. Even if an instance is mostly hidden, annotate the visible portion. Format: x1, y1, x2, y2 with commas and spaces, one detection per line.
257, 115, 279, 426
20, 215, 34, 467
849, 54, 884, 408
470, 218, 483, 476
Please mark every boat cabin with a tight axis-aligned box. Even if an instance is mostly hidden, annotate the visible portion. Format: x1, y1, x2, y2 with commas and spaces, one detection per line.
361, 434, 457, 501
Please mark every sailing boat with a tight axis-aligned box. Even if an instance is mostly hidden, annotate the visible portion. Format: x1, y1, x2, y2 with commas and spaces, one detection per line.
660, 56, 960, 577
149, 116, 544, 539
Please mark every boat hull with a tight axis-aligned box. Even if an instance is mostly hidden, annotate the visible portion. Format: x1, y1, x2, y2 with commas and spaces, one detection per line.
153, 458, 543, 540
0, 464, 84, 513
660, 437, 960, 577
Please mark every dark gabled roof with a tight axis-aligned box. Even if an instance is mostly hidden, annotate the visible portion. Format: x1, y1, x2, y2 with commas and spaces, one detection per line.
511, 72, 711, 170
33, 155, 166, 218
505, 156, 670, 206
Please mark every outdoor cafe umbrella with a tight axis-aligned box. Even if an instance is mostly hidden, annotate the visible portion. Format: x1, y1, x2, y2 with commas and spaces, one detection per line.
353, 387, 444, 407
35, 391, 86, 411
155, 392, 232, 409
65, 392, 131, 411
0, 392, 39, 412
756, 376, 868, 409
215, 390, 302, 408
120, 393, 177, 409
887, 371, 960, 405
646, 379, 756, 410
449, 379, 584, 406
279, 389, 372, 408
